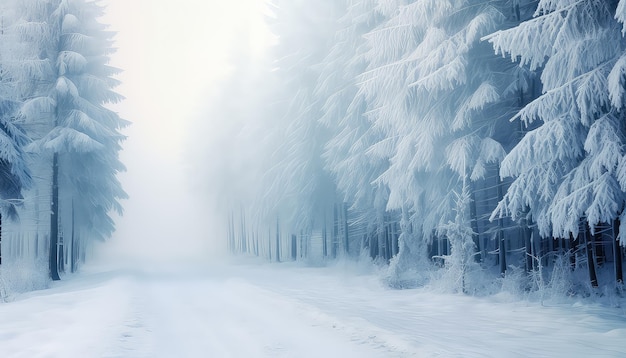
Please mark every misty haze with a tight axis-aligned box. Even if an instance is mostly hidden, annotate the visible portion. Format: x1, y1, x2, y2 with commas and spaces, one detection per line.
1, 0, 626, 357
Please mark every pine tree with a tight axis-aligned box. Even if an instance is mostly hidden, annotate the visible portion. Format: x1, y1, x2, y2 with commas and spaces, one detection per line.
10, 0, 126, 279
487, 1, 626, 238
0, 9, 33, 267
316, 0, 387, 258
253, 0, 341, 250
356, 1, 532, 282
486, 0, 626, 285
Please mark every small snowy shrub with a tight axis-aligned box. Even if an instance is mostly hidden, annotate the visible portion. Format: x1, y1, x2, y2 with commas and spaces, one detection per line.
385, 235, 431, 289
499, 264, 528, 297
434, 185, 482, 294
0, 258, 49, 301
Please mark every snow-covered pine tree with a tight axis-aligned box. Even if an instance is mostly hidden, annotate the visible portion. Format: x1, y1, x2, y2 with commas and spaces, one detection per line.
0, 7, 33, 217
357, 1, 533, 285
50, 1, 127, 273
354, 0, 437, 275
486, 0, 626, 285
0, 5, 34, 268
315, 0, 391, 260
252, 0, 342, 259
9, 0, 126, 279
436, 179, 480, 293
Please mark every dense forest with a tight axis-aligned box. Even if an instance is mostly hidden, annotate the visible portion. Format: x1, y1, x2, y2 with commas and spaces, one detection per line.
0, 0, 126, 295
207, 0, 626, 295
2, 0, 626, 299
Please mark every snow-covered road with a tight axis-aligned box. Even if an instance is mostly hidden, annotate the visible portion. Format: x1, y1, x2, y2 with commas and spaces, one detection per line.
113, 270, 387, 358
1, 261, 626, 357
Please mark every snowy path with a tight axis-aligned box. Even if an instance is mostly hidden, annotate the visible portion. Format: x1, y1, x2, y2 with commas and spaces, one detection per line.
1, 261, 626, 357
115, 271, 386, 358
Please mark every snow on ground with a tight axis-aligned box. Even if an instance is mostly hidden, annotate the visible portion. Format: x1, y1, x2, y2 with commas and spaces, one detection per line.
1, 258, 625, 357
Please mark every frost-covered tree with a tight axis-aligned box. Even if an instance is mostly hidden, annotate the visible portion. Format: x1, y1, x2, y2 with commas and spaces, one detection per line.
213, 0, 624, 294
0, 9, 34, 269
0, 26, 32, 222
487, 2, 626, 237
356, 1, 533, 284
6, 0, 126, 280
315, 0, 390, 259
204, 0, 343, 260
252, 0, 342, 255
436, 180, 481, 293
486, 0, 626, 285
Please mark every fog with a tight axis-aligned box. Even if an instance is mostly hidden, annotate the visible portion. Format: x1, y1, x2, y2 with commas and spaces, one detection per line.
95, 0, 270, 266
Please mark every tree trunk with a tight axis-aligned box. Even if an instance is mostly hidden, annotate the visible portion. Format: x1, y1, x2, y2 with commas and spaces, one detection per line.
268, 227, 272, 262
227, 214, 231, 253
381, 225, 387, 261
469, 184, 481, 262
343, 203, 349, 254
386, 224, 392, 261
255, 231, 259, 256
228, 212, 235, 254
240, 208, 247, 254
369, 233, 378, 259
584, 224, 598, 288
58, 233, 64, 274
291, 234, 297, 261
49, 153, 61, 281
499, 235, 506, 276
524, 225, 533, 272
322, 222, 327, 258
496, 167, 506, 276
275, 217, 280, 262
70, 200, 77, 273
613, 219, 623, 284
0, 212, 2, 265
73, 235, 79, 270
569, 233, 577, 269
392, 222, 399, 257
332, 204, 338, 258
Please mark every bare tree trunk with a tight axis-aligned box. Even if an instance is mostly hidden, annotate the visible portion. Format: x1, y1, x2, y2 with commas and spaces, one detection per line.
343, 203, 349, 254
332, 204, 338, 258
381, 223, 389, 261
275, 217, 280, 263
496, 167, 506, 276
369, 233, 377, 259
584, 224, 599, 288
0, 213, 2, 265
58, 233, 64, 274
391, 222, 399, 257
322, 218, 327, 257
469, 183, 481, 262
524, 225, 533, 272
49, 153, 61, 281
268, 227, 272, 262
228, 211, 235, 254
70, 200, 77, 273
255, 230, 259, 256
240, 208, 247, 254
499, 235, 506, 276
613, 219, 623, 284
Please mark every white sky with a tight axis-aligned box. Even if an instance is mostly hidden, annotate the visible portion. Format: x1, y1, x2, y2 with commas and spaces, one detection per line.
97, 0, 271, 264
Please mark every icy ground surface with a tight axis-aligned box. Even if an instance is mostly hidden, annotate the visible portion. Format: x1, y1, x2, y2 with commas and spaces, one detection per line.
1, 259, 626, 357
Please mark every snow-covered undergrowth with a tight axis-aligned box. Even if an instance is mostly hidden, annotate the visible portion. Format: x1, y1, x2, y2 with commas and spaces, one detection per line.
0, 258, 49, 302
317, 250, 626, 310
